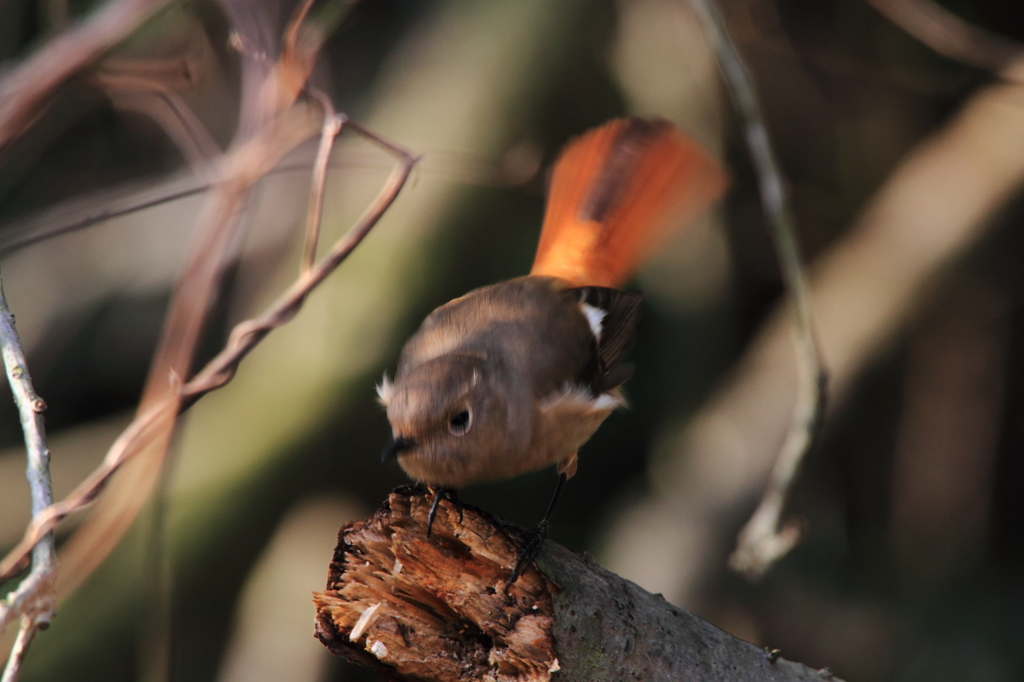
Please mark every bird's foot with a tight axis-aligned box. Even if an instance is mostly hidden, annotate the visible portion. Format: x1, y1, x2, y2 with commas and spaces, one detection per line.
426, 487, 462, 537
507, 518, 549, 585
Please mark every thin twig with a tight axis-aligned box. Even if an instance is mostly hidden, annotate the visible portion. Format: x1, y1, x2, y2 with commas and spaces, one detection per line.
184, 121, 419, 403
863, 0, 1024, 82
0, 183, 206, 258
0, 392, 178, 584
0, 3, 398, 660
49, 0, 328, 594
0, 163, 317, 259
0, 147, 530, 259
1, 617, 37, 682
301, 90, 346, 272
0, 118, 418, 587
95, 56, 222, 173
0, 277, 56, 674
94, 49, 220, 176
282, 0, 318, 59
101, 77, 221, 177
685, 0, 828, 579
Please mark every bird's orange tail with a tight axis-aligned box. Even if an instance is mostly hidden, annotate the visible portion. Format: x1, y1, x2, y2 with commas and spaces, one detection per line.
530, 118, 727, 288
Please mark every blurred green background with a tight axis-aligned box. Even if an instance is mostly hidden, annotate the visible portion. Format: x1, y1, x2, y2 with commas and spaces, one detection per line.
1, 0, 1024, 681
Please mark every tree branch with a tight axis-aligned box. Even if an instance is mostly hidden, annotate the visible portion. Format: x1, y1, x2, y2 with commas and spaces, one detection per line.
0, 0, 172, 151
0, 117, 417, 587
0, 278, 56, 681
0, 618, 37, 682
181, 123, 418, 403
49, 0, 334, 598
314, 488, 842, 682
863, 0, 1024, 82
300, 90, 345, 273
685, 0, 827, 580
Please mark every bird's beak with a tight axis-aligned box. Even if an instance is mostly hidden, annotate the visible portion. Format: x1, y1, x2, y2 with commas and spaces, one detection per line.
381, 435, 416, 463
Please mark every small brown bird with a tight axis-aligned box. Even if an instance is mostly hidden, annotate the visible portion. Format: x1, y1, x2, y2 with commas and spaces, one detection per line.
378, 117, 726, 581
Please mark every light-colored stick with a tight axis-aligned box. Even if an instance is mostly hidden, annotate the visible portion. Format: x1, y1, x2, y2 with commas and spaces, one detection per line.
0, 278, 56, 677
1, 618, 37, 682
685, 0, 826, 579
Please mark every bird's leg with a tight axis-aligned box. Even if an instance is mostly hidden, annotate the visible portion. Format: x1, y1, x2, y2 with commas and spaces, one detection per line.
426, 486, 462, 537
426, 488, 444, 537
508, 473, 567, 584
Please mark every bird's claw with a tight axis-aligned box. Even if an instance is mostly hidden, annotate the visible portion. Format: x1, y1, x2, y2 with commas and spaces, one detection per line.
426, 487, 462, 537
507, 519, 549, 585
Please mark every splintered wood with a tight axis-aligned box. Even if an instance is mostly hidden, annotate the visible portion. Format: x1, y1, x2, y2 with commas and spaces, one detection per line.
313, 488, 559, 682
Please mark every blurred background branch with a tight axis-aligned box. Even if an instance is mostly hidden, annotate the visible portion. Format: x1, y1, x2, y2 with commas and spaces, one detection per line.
0, 0, 414, 604
0, 1, 409, 677
864, 0, 1024, 81
686, 0, 827, 581
0, 0, 171, 150
50, 0, 329, 600
2, 0, 1024, 681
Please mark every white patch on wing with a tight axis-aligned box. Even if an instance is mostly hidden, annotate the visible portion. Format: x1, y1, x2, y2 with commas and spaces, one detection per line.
580, 302, 606, 339
539, 384, 590, 411
592, 393, 622, 410
527, 384, 626, 480
539, 383, 626, 413
375, 374, 393, 407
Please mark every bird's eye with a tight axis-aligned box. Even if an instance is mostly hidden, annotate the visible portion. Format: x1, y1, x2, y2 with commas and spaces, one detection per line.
449, 409, 471, 435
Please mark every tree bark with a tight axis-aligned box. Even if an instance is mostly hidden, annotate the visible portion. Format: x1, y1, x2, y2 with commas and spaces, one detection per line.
313, 487, 841, 682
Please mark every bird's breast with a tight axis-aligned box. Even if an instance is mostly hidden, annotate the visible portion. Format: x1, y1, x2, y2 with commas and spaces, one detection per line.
522, 384, 625, 479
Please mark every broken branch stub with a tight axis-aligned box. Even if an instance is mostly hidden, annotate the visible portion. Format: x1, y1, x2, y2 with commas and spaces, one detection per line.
313, 488, 840, 682
314, 488, 558, 681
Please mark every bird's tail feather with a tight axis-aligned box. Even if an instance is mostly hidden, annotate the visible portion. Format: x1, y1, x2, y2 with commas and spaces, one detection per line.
530, 117, 726, 288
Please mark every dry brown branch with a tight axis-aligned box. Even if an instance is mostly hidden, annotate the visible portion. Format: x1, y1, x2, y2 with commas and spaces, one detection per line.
0, 110, 417, 591
262, 0, 325, 116
301, 90, 345, 273
314, 488, 840, 682
0, 0, 172, 151
96, 63, 221, 174
0, 0, 414, 609
51, 0, 325, 596
93, 45, 219, 172
99, 51, 206, 87
864, 0, 1024, 81
183, 126, 418, 402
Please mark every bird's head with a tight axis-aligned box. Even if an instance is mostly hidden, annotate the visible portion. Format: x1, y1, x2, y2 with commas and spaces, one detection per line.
378, 354, 508, 486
